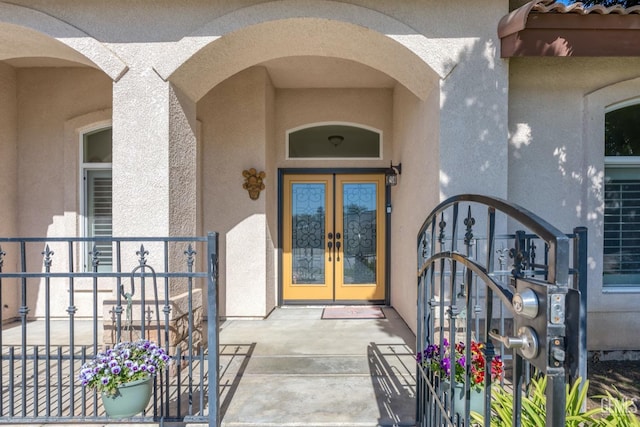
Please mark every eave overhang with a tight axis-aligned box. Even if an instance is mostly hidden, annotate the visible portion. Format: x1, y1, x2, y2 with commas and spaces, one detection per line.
499, 0, 640, 57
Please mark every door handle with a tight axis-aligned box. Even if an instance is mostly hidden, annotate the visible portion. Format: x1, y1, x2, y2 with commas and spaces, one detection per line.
335, 233, 341, 262
489, 326, 539, 360
327, 233, 334, 261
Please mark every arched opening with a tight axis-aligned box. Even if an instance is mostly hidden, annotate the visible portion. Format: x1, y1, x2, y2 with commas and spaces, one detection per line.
155, 1, 441, 320
0, 9, 117, 321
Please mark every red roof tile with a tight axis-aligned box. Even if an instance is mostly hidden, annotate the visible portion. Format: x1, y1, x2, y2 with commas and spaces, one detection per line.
532, 0, 640, 15
499, 0, 640, 57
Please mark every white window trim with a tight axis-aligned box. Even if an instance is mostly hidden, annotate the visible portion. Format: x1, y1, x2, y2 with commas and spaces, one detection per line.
285, 121, 384, 161
584, 78, 640, 304
602, 99, 640, 291
79, 123, 112, 272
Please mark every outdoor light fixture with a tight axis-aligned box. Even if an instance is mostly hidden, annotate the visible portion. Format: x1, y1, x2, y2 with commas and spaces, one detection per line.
385, 162, 402, 186
328, 135, 344, 147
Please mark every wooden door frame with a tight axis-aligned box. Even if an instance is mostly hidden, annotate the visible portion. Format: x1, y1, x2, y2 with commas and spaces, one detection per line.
278, 168, 392, 306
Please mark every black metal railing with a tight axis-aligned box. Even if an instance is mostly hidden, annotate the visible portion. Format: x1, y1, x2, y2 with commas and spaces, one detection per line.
416, 195, 586, 426
0, 233, 219, 425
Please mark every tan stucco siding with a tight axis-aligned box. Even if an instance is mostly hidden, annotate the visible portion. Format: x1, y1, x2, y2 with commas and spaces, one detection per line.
16, 68, 111, 238
15, 67, 111, 318
509, 57, 640, 350
390, 83, 440, 333
198, 67, 273, 318
0, 63, 17, 238
0, 62, 19, 321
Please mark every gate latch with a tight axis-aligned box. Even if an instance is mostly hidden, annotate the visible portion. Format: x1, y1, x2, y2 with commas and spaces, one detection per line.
550, 337, 565, 368
489, 326, 539, 360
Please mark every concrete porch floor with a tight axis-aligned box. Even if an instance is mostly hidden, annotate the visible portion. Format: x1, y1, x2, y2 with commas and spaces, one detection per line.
1, 306, 417, 426
216, 306, 416, 427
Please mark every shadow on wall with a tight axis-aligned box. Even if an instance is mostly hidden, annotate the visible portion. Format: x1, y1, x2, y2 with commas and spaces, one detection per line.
438, 36, 508, 199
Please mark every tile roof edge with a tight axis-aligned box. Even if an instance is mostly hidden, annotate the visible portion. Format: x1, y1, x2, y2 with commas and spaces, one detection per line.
498, 0, 550, 38
533, 2, 640, 15
499, 0, 640, 38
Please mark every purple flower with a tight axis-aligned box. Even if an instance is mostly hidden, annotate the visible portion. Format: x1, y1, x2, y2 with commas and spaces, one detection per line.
458, 356, 466, 368
110, 366, 121, 375
425, 345, 437, 358
101, 376, 109, 385
440, 357, 451, 376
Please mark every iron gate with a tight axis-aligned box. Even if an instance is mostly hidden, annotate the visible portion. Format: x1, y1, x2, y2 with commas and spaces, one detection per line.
0, 233, 220, 425
416, 195, 586, 426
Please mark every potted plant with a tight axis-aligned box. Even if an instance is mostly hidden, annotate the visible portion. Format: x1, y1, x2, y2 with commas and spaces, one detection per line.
417, 338, 504, 416
78, 339, 171, 418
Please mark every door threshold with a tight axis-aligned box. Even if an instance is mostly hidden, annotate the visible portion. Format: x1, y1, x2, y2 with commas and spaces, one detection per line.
282, 300, 386, 306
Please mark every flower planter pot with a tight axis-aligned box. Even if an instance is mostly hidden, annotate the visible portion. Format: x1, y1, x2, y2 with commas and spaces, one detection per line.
101, 376, 153, 418
442, 381, 485, 418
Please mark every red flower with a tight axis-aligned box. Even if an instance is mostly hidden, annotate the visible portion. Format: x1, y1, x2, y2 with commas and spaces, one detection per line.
418, 340, 504, 392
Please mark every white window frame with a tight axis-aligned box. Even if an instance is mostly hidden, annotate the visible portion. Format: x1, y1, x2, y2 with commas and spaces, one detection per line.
285, 121, 383, 160
603, 100, 640, 289
80, 125, 112, 272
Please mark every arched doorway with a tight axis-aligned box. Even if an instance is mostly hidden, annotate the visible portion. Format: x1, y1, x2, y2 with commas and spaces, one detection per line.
157, 0, 441, 317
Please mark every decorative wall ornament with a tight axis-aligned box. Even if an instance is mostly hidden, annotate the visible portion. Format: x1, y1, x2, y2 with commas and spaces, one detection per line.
242, 168, 266, 200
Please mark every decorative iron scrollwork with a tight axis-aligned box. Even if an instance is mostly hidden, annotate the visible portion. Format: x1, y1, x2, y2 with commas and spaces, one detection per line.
464, 206, 476, 247
438, 213, 446, 248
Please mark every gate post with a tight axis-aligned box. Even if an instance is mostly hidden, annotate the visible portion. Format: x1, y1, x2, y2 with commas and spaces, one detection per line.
207, 232, 220, 427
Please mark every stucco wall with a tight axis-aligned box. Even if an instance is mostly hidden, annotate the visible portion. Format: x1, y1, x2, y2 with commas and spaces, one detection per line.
390, 82, 440, 333
509, 57, 640, 350
198, 67, 272, 318
264, 71, 277, 316
1, 0, 515, 332
0, 62, 19, 321
16, 67, 111, 318
275, 88, 393, 170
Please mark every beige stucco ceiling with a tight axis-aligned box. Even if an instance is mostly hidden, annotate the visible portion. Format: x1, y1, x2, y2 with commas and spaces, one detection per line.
5, 53, 397, 92
259, 56, 396, 89
0, 24, 97, 69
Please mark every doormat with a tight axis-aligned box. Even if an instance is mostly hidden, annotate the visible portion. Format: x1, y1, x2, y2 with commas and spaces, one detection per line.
321, 306, 385, 320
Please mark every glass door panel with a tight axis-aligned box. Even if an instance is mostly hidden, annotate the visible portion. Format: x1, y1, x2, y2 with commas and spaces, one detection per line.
282, 175, 333, 301
291, 183, 326, 284
282, 173, 385, 302
334, 175, 385, 300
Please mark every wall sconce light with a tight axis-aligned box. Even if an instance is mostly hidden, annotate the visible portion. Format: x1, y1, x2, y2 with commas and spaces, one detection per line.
328, 135, 344, 147
385, 162, 402, 186
242, 168, 266, 200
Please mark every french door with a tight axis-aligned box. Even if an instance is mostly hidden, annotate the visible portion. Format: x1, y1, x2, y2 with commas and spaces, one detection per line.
282, 174, 386, 302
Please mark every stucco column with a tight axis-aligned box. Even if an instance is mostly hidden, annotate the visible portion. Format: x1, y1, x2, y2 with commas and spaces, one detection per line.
108, 67, 202, 352
112, 67, 196, 238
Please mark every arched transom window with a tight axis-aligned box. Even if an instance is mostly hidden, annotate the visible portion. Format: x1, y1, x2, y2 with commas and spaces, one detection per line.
287, 124, 381, 159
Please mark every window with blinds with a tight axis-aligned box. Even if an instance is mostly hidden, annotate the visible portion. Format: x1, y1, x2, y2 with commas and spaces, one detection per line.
82, 127, 112, 272
604, 102, 640, 288
86, 170, 113, 272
